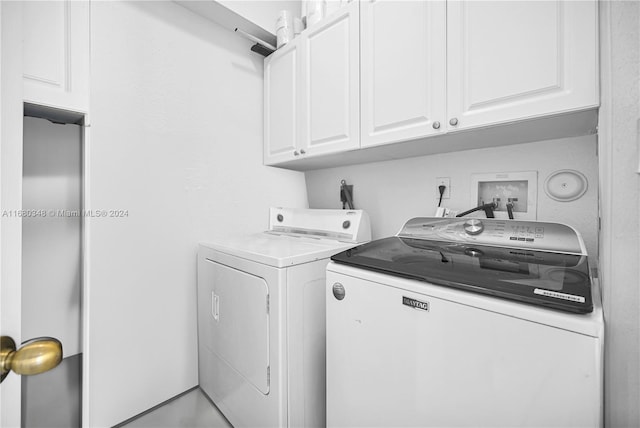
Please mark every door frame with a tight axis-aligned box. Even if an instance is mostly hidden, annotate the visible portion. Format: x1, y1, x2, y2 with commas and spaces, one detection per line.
81, 112, 92, 427
0, 3, 92, 426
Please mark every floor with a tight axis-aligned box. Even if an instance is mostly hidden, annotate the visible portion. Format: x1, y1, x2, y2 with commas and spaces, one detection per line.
118, 388, 232, 428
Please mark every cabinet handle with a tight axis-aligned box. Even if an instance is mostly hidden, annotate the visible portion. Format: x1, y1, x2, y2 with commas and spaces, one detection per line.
300, 149, 306, 154
432, 121, 441, 130
449, 118, 459, 126
294, 151, 300, 156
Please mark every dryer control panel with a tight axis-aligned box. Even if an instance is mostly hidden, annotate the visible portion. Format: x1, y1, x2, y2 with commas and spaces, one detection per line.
268, 207, 372, 244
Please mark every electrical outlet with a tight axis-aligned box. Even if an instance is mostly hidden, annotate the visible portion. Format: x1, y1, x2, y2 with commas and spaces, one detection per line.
340, 185, 353, 204
436, 177, 450, 199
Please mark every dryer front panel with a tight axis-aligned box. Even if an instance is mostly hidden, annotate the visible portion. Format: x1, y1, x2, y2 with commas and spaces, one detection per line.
204, 259, 270, 394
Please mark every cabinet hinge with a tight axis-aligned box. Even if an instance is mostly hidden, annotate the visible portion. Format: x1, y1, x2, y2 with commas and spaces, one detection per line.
267, 366, 270, 384
266, 295, 270, 314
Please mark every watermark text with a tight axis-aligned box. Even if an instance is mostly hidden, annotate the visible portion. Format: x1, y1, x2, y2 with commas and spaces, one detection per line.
1, 209, 129, 218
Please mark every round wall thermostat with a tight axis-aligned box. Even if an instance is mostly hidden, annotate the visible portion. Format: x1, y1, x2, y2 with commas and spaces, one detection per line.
544, 170, 588, 202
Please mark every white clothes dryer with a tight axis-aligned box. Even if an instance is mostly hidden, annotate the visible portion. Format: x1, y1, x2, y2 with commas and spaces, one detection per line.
197, 207, 371, 428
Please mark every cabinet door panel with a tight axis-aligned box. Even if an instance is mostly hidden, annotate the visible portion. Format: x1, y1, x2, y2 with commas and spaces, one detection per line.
447, 0, 598, 131
360, 0, 446, 148
22, 0, 89, 112
264, 43, 299, 165
23, 2, 66, 87
301, 1, 359, 156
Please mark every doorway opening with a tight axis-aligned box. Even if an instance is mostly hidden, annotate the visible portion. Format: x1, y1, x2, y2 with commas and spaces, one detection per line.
21, 103, 85, 428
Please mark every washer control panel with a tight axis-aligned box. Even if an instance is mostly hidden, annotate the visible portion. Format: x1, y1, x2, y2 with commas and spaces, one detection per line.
398, 217, 586, 255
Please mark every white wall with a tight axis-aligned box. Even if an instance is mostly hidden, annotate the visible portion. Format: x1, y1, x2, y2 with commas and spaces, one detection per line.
88, 2, 307, 426
306, 135, 599, 257
598, 2, 640, 426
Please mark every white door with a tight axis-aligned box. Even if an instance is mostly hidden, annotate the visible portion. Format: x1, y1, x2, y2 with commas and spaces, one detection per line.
300, 1, 360, 157
0, 3, 25, 426
1, 5, 82, 426
446, 0, 598, 131
360, 0, 446, 148
264, 41, 300, 165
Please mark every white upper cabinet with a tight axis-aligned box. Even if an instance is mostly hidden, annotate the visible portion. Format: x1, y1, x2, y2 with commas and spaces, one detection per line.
446, 0, 598, 131
360, 0, 446, 148
262, 0, 599, 170
299, 1, 360, 157
264, 42, 301, 165
22, 0, 90, 113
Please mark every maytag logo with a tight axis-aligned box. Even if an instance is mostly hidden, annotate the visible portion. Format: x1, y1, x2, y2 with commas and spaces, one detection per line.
402, 296, 430, 312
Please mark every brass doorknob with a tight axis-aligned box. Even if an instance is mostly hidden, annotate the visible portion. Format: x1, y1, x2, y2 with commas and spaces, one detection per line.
0, 336, 62, 383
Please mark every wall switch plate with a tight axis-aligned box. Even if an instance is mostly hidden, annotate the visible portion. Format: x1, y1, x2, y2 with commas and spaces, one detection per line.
436, 177, 450, 199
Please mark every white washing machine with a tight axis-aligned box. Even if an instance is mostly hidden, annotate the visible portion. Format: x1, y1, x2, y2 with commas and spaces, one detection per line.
327, 217, 604, 427
197, 207, 371, 428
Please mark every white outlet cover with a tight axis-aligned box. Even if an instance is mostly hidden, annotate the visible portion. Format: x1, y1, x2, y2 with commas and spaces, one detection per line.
470, 171, 538, 220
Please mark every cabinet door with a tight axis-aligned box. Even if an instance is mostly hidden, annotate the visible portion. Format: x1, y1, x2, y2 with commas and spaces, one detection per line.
22, 1, 90, 113
300, 1, 360, 157
360, 0, 446, 148
264, 42, 300, 165
447, 0, 598, 131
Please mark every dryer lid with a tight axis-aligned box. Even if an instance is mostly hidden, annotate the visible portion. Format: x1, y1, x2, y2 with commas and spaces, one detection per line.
201, 208, 372, 268
202, 233, 359, 268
